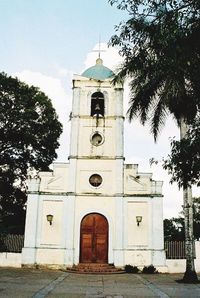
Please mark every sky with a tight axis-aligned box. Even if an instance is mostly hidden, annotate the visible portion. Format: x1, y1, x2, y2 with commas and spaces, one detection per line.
0, 0, 199, 218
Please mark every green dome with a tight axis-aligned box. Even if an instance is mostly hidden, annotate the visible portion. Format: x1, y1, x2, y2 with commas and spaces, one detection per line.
82, 58, 114, 80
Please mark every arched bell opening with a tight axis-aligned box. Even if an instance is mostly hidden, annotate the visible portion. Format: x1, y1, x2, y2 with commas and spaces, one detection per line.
91, 92, 104, 117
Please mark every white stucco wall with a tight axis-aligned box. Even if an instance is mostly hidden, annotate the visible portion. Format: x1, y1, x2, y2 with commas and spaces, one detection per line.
0, 253, 21, 267
2, 247, 200, 272
39, 163, 69, 193
22, 66, 166, 269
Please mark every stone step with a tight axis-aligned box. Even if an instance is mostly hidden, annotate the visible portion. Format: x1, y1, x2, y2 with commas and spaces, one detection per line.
66, 263, 125, 274
76, 263, 114, 268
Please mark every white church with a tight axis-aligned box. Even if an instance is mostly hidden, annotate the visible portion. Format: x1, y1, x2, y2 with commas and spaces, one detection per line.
22, 57, 167, 272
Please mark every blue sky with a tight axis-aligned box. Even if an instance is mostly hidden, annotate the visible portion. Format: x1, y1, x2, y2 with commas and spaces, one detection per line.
0, 0, 125, 75
0, 0, 199, 217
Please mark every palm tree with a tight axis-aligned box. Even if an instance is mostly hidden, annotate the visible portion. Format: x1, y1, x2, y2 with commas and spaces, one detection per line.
111, 12, 199, 282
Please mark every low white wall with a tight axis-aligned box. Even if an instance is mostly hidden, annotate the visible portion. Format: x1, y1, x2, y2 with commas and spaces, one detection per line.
0, 242, 199, 272
0, 253, 21, 268
166, 241, 200, 273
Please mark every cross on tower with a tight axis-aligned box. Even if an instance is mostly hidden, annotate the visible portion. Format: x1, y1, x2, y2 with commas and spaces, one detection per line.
92, 37, 106, 59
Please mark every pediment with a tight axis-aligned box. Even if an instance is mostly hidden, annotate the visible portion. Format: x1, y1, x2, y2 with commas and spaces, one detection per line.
126, 174, 147, 191
46, 176, 64, 190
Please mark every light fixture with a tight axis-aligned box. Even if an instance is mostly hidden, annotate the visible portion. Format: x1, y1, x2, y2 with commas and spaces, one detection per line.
136, 216, 142, 226
46, 214, 53, 225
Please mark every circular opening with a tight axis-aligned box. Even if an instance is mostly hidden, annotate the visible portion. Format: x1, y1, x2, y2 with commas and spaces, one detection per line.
89, 174, 102, 187
91, 132, 103, 146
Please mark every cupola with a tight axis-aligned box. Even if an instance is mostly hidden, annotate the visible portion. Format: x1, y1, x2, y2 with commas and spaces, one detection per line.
82, 58, 114, 80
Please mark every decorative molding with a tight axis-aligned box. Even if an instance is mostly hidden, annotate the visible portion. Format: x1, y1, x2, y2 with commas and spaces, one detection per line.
71, 115, 124, 120
68, 155, 125, 160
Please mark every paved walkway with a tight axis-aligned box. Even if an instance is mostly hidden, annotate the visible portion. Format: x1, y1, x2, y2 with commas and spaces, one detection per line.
0, 268, 199, 297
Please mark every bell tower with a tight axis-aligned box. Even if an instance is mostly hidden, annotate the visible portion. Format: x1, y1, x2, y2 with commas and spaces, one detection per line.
67, 57, 125, 265
68, 58, 124, 197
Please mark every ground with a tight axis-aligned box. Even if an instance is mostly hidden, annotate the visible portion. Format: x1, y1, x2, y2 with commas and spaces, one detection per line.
0, 268, 199, 297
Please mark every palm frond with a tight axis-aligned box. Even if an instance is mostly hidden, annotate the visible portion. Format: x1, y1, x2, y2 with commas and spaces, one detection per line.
127, 69, 165, 125
150, 95, 168, 141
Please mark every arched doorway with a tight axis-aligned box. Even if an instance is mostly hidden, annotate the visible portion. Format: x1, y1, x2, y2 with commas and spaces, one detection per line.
80, 213, 108, 263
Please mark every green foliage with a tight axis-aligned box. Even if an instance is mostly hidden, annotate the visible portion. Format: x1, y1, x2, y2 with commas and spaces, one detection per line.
109, 0, 200, 141
164, 197, 200, 241
0, 72, 62, 233
109, 0, 200, 282
142, 265, 158, 274
163, 115, 200, 188
164, 218, 185, 241
124, 264, 140, 273
109, 0, 200, 29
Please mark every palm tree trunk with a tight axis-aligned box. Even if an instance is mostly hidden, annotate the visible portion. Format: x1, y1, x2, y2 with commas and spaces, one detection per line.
180, 118, 198, 282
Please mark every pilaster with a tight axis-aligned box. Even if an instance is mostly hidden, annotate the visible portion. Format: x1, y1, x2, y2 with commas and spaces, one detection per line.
114, 196, 124, 266
64, 195, 76, 265
22, 190, 40, 264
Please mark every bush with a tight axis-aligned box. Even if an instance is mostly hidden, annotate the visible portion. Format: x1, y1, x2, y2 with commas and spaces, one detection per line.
124, 264, 139, 273
142, 265, 158, 274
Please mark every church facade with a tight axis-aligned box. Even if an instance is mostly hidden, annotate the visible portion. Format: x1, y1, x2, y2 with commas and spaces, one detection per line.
22, 58, 166, 271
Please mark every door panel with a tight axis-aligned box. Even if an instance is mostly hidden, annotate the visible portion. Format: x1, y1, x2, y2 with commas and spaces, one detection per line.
81, 233, 92, 263
96, 234, 107, 263
80, 213, 108, 263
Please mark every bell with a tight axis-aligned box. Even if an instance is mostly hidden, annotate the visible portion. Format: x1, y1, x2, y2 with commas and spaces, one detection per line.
95, 103, 100, 111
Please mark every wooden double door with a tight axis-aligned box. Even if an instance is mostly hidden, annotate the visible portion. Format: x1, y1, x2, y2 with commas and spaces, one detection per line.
80, 213, 108, 263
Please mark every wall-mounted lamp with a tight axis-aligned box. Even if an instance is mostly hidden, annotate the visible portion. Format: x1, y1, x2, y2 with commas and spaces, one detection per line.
136, 216, 142, 226
46, 214, 53, 225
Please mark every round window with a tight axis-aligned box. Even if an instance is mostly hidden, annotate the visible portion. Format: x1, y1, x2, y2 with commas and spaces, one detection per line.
89, 174, 102, 187
91, 132, 103, 146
